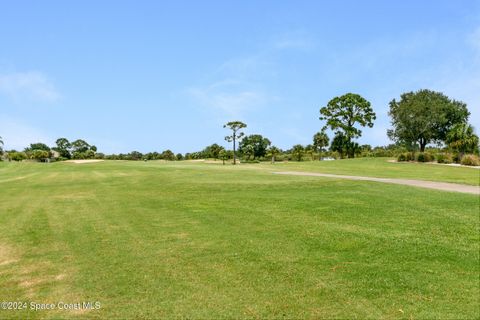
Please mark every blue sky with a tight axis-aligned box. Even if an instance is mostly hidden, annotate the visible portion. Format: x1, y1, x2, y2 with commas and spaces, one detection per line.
1, 0, 479, 153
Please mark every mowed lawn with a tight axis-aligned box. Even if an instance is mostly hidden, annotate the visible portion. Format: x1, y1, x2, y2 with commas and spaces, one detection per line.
0, 160, 478, 319
256, 157, 480, 186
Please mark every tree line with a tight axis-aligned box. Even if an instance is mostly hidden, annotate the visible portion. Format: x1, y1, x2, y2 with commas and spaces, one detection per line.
3, 138, 98, 162
1, 89, 478, 165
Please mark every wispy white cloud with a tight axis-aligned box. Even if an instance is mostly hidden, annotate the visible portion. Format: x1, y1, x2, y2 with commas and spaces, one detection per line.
187, 31, 315, 119
421, 27, 480, 133
0, 115, 54, 150
280, 126, 309, 145
188, 82, 273, 118
468, 26, 480, 61
0, 71, 61, 103
272, 31, 314, 50
188, 52, 277, 118
469, 26, 480, 45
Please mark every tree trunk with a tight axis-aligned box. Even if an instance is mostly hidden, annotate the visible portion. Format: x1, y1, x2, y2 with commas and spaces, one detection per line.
271, 156, 275, 164
233, 136, 236, 165
420, 139, 426, 152
347, 138, 355, 158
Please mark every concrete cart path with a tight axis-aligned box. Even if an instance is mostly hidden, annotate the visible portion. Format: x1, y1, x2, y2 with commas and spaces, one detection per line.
273, 171, 480, 195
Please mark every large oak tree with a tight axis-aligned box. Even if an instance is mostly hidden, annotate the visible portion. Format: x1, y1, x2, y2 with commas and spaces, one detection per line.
238, 134, 271, 160
387, 89, 469, 152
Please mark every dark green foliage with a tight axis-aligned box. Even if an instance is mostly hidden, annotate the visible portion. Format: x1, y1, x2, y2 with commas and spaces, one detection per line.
8, 151, 27, 161
24, 143, 52, 161
291, 144, 305, 161
388, 90, 470, 151
70, 139, 97, 159
218, 149, 228, 165
25, 142, 50, 152
144, 152, 162, 160
330, 132, 360, 159
398, 152, 414, 162
416, 152, 434, 162
161, 150, 176, 161
30, 149, 50, 161
313, 131, 329, 159
54, 138, 72, 159
238, 134, 271, 160
203, 143, 224, 160
242, 144, 255, 160
128, 151, 143, 161
446, 123, 479, 155
71, 139, 90, 153
266, 146, 281, 163
320, 93, 375, 158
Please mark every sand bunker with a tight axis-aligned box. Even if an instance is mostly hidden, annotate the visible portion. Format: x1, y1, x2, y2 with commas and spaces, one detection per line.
66, 160, 105, 164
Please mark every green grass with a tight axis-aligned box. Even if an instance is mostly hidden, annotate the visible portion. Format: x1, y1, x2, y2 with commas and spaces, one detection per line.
0, 160, 478, 319
255, 157, 480, 186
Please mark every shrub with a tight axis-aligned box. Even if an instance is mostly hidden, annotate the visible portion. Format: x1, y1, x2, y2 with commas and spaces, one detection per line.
436, 153, 453, 164
242, 159, 260, 163
460, 154, 480, 166
398, 152, 414, 162
8, 151, 27, 161
416, 152, 433, 162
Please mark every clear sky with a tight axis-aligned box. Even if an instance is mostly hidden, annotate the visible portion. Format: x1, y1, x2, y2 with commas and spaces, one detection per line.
1, 0, 479, 153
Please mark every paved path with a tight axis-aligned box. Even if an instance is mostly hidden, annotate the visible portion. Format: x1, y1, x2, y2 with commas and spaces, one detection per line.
273, 171, 480, 195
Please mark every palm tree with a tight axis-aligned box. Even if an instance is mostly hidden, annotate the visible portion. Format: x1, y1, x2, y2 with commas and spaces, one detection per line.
219, 149, 228, 165
313, 131, 329, 160
243, 144, 254, 161
291, 144, 305, 161
0, 136, 3, 155
267, 146, 280, 164
446, 123, 479, 157
305, 144, 316, 161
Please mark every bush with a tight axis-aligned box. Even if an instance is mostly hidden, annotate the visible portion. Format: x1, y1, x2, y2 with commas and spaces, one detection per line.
453, 153, 461, 163
397, 152, 414, 162
460, 154, 480, 166
8, 151, 27, 161
436, 153, 453, 164
426, 152, 435, 161
416, 152, 433, 162
242, 159, 260, 163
